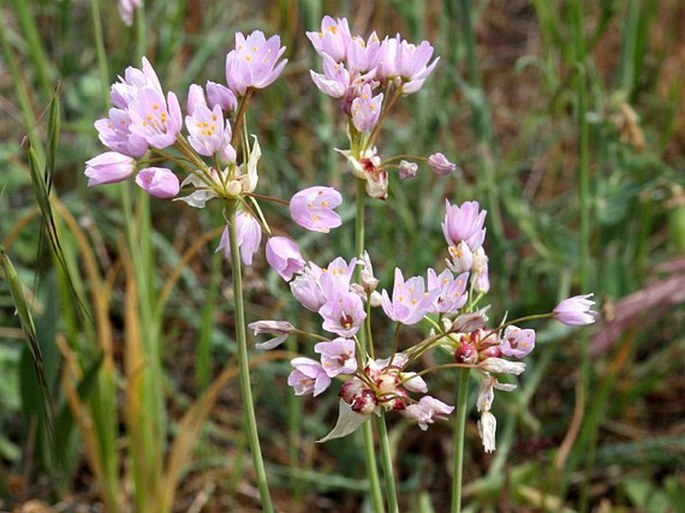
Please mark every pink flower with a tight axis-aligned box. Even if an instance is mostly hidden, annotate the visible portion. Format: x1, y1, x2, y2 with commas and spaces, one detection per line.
127, 87, 183, 149
310, 54, 351, 98
288, 357, 331, 396
135, 167, 179, 198
265, 236, 305, 281
426, 268, 468, 314
225, 31, 287, 96
206, 81, 237, 113
402, 396, 454, 431
306, 16, 352, 63
442, 200, 487, 251
381, 268, 436, 325
94, 108, 149, 158
290, 262, 326, 311
428, 152, 457, 176
185, 84, 233, 160
215, 212, 262, 266
351, 84, 383, 133
347, 33, 382, 73
553, 294, 596, 326
319, 292, 366, 338
314, 338, 357, 377
117, 0, 142, 27
500, 325, 535, 358
248, 320, 295, 350
289, 186, 343, 233
378, 35, 439, 94
110, 57, 162, 110
398, 160, 418, 180
85, 151, 135, 186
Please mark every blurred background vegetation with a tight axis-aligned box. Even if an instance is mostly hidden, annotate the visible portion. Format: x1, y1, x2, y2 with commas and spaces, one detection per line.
0, 0, 684, 511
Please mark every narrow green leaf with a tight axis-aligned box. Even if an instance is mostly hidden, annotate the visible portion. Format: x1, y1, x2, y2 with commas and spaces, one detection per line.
0, 246, 55, 435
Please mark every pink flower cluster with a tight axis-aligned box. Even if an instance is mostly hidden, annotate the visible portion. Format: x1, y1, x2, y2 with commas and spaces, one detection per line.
85, 30, 287, 201
252, 199, 597, 446
308, 16, 458, 199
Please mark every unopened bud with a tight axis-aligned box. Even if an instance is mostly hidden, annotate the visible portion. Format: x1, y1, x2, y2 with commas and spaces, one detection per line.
351, 389, 378, 414
455, 343, 478, 364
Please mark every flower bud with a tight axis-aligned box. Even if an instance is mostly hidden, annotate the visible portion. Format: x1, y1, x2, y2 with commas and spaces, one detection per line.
455, 343, 478, 364
351, 389, 378, 414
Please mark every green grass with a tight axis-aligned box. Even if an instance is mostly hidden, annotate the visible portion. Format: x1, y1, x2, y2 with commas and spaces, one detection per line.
1, 1, 684, 511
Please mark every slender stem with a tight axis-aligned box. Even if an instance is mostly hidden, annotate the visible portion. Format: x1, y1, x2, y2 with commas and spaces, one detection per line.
450, 368, 471, 513
227, 200, 274, 513
90, 0, 110, 107
375, 415, 399, 513
354, 177, 385, 513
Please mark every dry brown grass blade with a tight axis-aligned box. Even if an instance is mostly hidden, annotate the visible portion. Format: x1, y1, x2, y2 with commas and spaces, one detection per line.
159, 349, 296, 512
53, 199, 114, 367
157, 225, 224, 314
56, 335, 108, 499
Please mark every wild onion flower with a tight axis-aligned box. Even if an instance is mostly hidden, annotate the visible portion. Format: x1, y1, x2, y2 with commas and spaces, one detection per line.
185, 84, 233, 160
351, 84, 383, 133
398, 160, 418, 180
84, 152, 135, 186
135, 167, 180, 198
206, 81, 237, 113
428, 152, 457, 176
265, 236, 306, 281
380, 268, 435, 325
117, 0, 142, 27
225, 30, 288, 96
314, 338, 357, 377
248, 320, 295, 350
215, 212, 262, 266
288, 357, 331, 396
377, 35, 439, 94
319, 292, 366, 338
306, 15, 353, 63
289, 186, 343, 232
553, 294, 597, 325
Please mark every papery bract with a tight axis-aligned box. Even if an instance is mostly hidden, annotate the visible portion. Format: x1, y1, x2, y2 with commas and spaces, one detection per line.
135, 167, 179, 198
225, 30, 287, 96
85, 151, 135, 186
289, 186, 343, 233
478, 411, 497, 453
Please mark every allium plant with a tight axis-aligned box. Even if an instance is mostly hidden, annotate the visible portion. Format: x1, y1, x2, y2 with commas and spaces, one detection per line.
255, 14, 596, 513
86, 15, 597, 513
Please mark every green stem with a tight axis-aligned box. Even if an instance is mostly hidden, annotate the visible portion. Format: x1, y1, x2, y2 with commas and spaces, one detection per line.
91, 0, 110, 107
450, 368, 471, 513
354, 177, 385, 513
376, 415, 399, 513
227, 200, 274, 513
